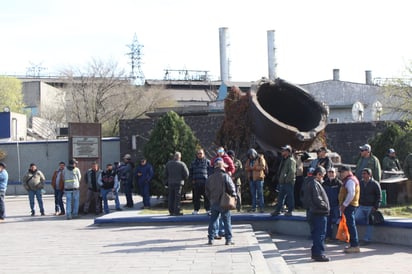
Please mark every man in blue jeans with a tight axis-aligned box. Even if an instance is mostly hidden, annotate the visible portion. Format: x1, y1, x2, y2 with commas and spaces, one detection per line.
245, 148, 267, 213
271, 145, 296, 216
0, 162, 9, 221
135, 158, 154, 209
99, 163, 122, 214
63, 159, 81, 220
355, 168, 382, 245
338, 165, 360, 253
303, 166, 331, 262
206, 158, 236, 245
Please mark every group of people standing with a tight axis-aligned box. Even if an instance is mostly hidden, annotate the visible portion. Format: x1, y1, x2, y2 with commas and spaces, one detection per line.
163, 146, 269, 245
299, 143, 388, 262
3, 153, 154, 220
21, 159, 82, 219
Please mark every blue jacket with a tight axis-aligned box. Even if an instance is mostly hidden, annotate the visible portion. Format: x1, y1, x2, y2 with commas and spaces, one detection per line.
322, 177, 342, 208
135, 163, 154, 184
0, 169, 8, 192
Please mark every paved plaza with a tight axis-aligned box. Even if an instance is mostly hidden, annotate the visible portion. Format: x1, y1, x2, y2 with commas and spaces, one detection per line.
0, 195, 411, 273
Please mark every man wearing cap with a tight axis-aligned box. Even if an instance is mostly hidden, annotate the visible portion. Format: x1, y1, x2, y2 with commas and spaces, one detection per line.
99, 163, 122, 214
271, 145, 296, 217
338, 165, 361, 253
355, 168, 382, 245
165, 152, 189, 216
382, 148, 401, 172
0, 162, 8, 221
205, 158, 236, 245
135, 158, 154, 209
63, 159, 82, 220
22, 163, 46, 216
355, 144, 381, 182
245, 148, 267, 213
302, 166, 331, 262
118, 154, 135, 208
211, 147, 235, 176
322, 167, 342, 241
309, 147, 333, 172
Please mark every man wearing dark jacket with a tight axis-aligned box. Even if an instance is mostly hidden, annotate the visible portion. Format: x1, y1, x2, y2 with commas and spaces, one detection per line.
189, 149, 211, 215
271, 145, 296, 216
355, 168, 382, 245
205, 158, 236, 245
322, 167, 342, 241
135, 158, 154, 209
165, 151, 189, 216
303, 166, 330, 262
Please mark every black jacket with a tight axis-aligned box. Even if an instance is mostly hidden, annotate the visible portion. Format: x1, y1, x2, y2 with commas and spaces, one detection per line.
359, 178, 381, 209
303, 177, 330, 216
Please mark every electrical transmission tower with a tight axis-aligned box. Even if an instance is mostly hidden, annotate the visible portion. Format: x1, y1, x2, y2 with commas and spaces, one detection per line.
126, 33, 145, 85
26, 62, 46, 78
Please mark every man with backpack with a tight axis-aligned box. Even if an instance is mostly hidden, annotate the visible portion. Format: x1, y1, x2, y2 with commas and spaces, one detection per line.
245, 148, 267, 213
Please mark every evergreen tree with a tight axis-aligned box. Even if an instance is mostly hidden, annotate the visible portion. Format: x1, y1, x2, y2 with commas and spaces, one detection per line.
143, 111, 199, 197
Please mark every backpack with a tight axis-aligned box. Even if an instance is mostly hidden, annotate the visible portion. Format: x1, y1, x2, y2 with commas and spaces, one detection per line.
369, 210, 385, 225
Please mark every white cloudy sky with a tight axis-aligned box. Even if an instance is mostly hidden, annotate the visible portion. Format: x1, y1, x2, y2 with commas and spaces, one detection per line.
1, 0, 411, 84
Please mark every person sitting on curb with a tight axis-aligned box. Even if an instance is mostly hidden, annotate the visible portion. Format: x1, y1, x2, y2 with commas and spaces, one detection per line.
355, 168, 382, 245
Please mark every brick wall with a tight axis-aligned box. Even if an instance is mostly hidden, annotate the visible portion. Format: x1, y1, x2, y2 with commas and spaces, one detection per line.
120, 114, 393, 165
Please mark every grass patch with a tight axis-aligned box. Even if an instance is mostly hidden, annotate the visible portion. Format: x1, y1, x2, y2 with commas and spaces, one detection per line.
382, 204, 412, 218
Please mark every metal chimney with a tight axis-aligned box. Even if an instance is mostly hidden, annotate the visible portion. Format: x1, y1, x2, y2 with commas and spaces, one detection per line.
267, 30, 277, 81
219, 27, 230, 82
365, 70, 372, 85
333, 69, 340, 81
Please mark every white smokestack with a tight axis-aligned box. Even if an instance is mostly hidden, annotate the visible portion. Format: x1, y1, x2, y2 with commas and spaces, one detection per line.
333, 69, 340, 81
365, 70, 372, 85
219, 27, 230, 82
267, 30, 277, 80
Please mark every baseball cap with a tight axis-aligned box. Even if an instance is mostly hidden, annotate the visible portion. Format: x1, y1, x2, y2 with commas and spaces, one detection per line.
362, 168, 372, 175
0, 162, 6, 168
388, 148, 395, 154
359, 144, 371, 152
281, 145, 292, 152
339, 165, 352, 172
314, 166, 326, 175
327, 167, 336, 173
227, 150, 235, 157
214, 157, 228, 168
123, 154, 132, 160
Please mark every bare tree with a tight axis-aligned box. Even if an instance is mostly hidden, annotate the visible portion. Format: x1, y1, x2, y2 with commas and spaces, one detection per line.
60, 59, 166, 136
381, 62, 412, 119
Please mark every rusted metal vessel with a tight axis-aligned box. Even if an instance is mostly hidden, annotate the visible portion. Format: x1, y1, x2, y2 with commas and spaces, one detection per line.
250, 78, 328, 152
